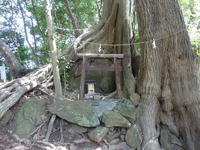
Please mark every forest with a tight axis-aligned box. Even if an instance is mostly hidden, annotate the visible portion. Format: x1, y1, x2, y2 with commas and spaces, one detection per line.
0, 0, 200, 150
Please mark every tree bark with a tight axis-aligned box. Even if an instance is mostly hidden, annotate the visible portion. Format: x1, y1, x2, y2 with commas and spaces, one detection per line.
0, 39, 22, 79
0, 64, 52, 119
44, 0, 63, 100
64, 0, 81, 38
135, 0, 200, 149
62, 0, 136, 98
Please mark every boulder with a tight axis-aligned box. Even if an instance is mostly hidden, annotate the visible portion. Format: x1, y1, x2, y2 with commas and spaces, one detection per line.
101, 110, 131, 128
48, 101, 100, 127
129, 93, 140, 106
125, 124, 142, 149
113, 99, 136, 123
88, 127, 109, 143
0, 110, 12, 125
13, 97, 48, 138
100, 77, 116, 93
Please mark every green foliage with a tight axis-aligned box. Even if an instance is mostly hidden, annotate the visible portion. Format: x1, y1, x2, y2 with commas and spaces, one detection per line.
59, 56, 75, 90
180, 0, 200, 58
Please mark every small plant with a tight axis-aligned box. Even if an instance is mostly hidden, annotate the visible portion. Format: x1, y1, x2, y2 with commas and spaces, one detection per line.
59, 56, 75, 92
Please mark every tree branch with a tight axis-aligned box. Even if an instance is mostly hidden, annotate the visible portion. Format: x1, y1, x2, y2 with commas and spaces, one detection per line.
64, 0, 81, 38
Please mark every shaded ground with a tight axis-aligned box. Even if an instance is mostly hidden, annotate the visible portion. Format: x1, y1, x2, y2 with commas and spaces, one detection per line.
0, 91, 128, 150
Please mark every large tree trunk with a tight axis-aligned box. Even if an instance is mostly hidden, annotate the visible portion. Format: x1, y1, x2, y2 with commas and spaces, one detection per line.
62, 0, 136, 98
0, 39, 23, 79
135, 0, 200, 150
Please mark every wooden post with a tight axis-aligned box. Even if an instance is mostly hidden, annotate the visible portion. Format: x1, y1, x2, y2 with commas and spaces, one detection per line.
79, 56, 87, 100
114, 57, 122, 98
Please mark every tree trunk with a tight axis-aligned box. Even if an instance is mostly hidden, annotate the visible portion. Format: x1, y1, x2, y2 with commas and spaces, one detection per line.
62, 0, 136, 98
17, 0, 40, 68
0, 39, 22, 79
31, 0, 49, 58
44, 0, 63, 100
135, 0, 200, 150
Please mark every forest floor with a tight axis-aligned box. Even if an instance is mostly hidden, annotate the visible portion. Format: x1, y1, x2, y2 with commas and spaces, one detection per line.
0, 91, 127, 150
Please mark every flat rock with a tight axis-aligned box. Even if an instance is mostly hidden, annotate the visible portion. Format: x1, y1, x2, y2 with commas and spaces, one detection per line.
48, 100, 100, 127
87, 99, 123, 117
113, 99, 136, 123
101, 110, 131, 128
125, 124, 142, 149
88, 126, 109, 143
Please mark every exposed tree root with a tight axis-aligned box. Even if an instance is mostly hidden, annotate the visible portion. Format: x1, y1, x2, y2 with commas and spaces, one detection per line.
61, 0, 136, 99
59, 119, 64, 145
103, 139, 110, 150
26, 119, 49, 140
45, 114, 56, 141
141, 124, 160, 150
71, 124, 85, 138
102, 91, 116, 100
36, 140, 56, 149
0, 64, 52, 119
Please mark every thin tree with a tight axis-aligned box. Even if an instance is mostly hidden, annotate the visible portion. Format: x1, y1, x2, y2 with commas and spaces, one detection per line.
44, 0, 63, 101
17, 0, 40, 67
44, 0, 64, 141
31, 0, 49, 58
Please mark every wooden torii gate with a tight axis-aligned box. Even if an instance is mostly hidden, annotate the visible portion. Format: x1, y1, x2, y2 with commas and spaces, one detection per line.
77, 53, 123, 100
